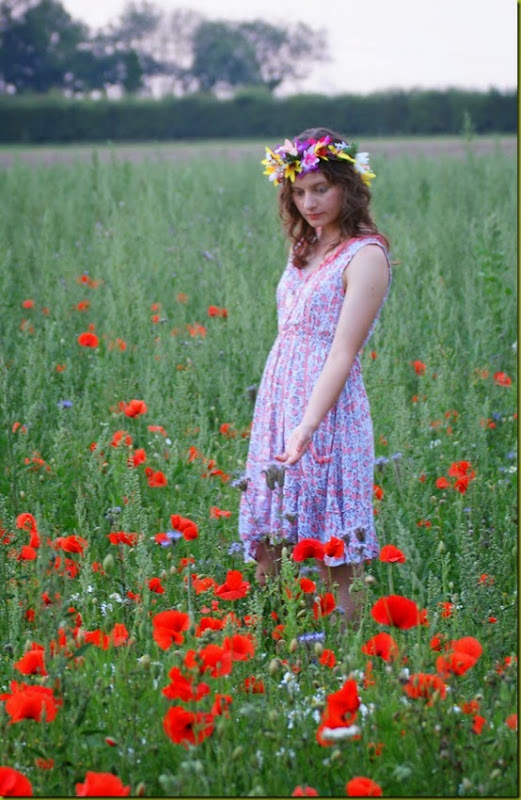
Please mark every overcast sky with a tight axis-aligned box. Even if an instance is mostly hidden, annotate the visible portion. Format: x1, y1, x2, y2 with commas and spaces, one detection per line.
61, 0, 517, 95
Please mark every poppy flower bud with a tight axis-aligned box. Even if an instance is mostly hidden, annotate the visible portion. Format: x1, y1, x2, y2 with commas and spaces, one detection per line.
437, 540, 446, 554
281, 546, 289, 559
314, 642, 324, 657
232, 746, 244, 760
268, 710, 279, 723
136, 782, 146, 797
331, 749, 342, 761
138, 653, 151, 670
289, 638, 298, 653
269, 657, 281, 675
76, 628, 86, 646
103, 553, 115, 573
20, 491, 25, 499
364, 574, 376, 585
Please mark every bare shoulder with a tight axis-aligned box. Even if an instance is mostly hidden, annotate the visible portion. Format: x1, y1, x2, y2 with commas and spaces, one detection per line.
343, 243, 390, 293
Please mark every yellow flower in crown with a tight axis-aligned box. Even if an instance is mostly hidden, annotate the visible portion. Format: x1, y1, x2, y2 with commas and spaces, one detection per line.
284, 161, 302, 182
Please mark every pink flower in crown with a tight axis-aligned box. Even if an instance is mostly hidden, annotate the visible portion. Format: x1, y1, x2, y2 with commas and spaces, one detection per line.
300, 145, 320, 173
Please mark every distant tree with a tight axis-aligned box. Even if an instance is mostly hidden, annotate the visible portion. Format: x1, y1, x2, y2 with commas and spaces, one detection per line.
239, 20, 328, 92
189, 18, 328, 94
190, 21, 261, 93
0, 0, 147, 94
0, 0, 90, 92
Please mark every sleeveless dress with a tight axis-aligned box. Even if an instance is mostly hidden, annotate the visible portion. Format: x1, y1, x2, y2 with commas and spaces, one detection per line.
238, 235, 391, 567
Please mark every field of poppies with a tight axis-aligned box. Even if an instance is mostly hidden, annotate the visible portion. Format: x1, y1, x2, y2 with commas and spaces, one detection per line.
0, 136, 517, 797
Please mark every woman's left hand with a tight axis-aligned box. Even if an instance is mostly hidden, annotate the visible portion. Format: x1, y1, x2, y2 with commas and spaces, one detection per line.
275, 424, 315, 466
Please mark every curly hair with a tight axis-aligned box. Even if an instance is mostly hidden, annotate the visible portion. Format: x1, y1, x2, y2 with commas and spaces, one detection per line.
277, 127, 388, 268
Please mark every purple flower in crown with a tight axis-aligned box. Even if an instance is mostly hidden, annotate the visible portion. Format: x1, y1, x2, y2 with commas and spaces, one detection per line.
300, 145, 320, 174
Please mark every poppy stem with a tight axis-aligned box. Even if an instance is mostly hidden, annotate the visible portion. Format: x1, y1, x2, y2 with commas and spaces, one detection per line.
387, 565, 394, 596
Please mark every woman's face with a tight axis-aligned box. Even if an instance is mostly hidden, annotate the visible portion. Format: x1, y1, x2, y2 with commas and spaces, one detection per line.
290, 171, 344, 234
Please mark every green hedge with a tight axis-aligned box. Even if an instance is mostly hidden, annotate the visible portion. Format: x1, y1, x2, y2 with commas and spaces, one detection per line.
0, 88, 516, 143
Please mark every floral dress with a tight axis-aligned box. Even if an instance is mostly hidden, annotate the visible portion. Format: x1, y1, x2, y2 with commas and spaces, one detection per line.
238, 235, 391, 567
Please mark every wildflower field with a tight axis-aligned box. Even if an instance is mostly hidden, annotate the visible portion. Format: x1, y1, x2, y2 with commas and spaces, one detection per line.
0, 136, 517, 798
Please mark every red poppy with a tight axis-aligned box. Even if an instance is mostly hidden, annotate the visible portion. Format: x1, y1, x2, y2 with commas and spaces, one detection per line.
292, 787, 318, 797
319, 649, 336, 668
299, 577, 316, 593
379, 544, 406, 563
0, 766, 33, 797
196, 644, 233, 677
0, 681, 61, 723
346, 777, 383, 797
108, 532, 138, 546
412, 360, 426, 375
323, 536, 345, 559
435, 476, 451, 489
123, 399, 148, 417
505, 713, 518, 731
373, 484, 384, 500
223, 634, 255, 661
214, 570, 250, 600
15, 513, 40, 547
111, 623, 129, 647
148, 577, 165, 594
163, 706, 214, 747
493, 371, 512, 386
361, 632, 399, 662
145, 469, 168, 488
152, 610, 190, 650
243, 676, 265, 694
170, 514, 198, 540
77, 332, 99, 348
403, 673, 447, 703
447, 460, 474, 478
429, 633, 448, 652
313, 592, 336, 620
318, 679, 360, 740
460, 700, 480, 715
83, 629, 111, 649
472, 715, 487, 735
17, 546, 37, 560
292, 538, 325, 562
210, 506, 232, 518
162, 666, 210, 702
450, 636, 482, 660
371, 595, 421, 629
76, 771, 130, 796
131, 448, 147, 467
51, 535, 88, 554
192, 576, 218, 594
14, 647, 47, 676
435, 637, 482, 678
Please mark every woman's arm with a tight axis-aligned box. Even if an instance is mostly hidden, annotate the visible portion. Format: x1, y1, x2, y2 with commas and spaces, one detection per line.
276, 244, 390, 466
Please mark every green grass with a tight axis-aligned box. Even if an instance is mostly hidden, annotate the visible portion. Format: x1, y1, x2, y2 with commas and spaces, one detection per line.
0, 137, 517, 797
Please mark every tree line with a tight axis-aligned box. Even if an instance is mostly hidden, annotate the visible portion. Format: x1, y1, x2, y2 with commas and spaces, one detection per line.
0, 88, 515, 144
0, 0, 327, 96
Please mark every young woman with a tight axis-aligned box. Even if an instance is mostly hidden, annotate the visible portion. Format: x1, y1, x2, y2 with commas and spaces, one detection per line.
238, 127, 391, 624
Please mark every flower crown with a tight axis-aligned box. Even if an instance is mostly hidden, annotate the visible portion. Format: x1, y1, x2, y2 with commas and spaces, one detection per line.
262, 135, 375, 187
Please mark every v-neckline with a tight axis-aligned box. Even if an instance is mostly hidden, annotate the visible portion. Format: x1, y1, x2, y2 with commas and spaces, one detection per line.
295, 238, 352, 281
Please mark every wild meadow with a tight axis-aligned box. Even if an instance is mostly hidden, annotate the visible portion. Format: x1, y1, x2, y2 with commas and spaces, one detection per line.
0, 137, 517, 797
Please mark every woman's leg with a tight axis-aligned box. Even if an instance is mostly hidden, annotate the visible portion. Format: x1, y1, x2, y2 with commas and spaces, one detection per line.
254, 541, 283, 586
318, 561, 365, 626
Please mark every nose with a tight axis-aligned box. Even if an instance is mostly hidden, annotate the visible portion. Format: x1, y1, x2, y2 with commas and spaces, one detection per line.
302, 193, 316, 210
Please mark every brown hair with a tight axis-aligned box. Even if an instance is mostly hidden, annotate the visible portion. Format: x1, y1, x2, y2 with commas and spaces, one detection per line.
277, 127, 388, 268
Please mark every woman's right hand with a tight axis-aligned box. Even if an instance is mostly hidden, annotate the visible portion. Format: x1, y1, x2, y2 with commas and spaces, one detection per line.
275, 424, 315, 466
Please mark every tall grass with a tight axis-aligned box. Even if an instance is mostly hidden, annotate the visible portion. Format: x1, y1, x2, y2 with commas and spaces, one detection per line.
0, 139, 517, 798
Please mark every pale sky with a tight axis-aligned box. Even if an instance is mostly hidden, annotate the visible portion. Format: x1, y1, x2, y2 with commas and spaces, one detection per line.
62, 0, 517, 95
